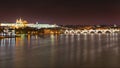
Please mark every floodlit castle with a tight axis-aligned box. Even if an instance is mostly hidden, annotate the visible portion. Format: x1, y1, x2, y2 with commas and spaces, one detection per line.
0, 18, 58, 29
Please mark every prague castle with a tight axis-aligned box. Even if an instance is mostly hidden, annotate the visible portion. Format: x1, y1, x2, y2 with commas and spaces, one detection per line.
0, 18, 58, 29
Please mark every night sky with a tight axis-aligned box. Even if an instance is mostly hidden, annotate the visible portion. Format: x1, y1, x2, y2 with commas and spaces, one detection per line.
0, 0, 120, 25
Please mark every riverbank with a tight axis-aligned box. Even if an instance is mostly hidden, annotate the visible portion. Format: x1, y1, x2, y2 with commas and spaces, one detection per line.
0, 36, 5, 39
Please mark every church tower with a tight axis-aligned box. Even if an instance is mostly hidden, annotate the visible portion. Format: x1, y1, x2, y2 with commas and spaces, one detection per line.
16, 18, 23, 24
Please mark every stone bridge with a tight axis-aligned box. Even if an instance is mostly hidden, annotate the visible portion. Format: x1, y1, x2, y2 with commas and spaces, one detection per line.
64, 29, 120, 35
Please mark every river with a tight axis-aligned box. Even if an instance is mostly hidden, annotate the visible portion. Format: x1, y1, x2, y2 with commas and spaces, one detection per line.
0, 33, 120, 68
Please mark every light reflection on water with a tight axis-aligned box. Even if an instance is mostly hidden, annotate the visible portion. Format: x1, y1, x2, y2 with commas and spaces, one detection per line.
0, 33, 120, 68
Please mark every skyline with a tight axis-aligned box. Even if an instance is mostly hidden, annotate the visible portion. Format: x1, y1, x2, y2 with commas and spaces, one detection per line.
0, 0, 120, 25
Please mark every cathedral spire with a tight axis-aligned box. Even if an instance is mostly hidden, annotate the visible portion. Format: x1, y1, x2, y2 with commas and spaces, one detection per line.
19, 18, 22, 21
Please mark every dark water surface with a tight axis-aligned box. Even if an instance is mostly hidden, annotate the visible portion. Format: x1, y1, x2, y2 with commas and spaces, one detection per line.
0, 34, 120, 68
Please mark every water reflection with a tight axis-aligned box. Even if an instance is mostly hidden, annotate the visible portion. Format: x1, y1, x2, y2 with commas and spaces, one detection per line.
0, 34, 120, 68
0, 38, 15, 47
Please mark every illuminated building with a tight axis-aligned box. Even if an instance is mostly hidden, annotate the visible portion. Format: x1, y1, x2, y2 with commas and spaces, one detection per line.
0, 18, 58, 29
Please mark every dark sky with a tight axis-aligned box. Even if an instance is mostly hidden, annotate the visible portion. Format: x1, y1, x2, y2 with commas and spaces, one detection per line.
0, 0, 120, 25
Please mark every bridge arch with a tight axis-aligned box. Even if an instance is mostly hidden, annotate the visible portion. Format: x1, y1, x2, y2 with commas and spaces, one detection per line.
96, 30, 102, 34
69, 30, 75, 35
89, 30, 95, 34
105, 30, 111, 33
113, 29, 119, 33
81, 30, 88, 34
64, 30, 70, 34
75, 30, 81, 34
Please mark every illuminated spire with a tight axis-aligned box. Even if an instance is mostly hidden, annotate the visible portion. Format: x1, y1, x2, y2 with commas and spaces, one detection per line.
19, 18, 22, 22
